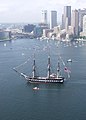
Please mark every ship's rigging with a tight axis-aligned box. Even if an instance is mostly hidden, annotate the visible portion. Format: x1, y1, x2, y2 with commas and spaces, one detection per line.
13, 41, 71, 83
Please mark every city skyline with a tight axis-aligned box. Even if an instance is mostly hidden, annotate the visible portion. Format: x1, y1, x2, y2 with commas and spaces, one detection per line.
0, 0, 86, 23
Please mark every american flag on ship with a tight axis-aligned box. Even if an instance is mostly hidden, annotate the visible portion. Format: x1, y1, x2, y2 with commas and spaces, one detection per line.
64, 67, 71, 73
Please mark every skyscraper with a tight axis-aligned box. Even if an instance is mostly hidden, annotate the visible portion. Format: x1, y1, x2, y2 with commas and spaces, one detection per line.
78, 9, 86, 32
83, 15, 86, 33
62, 14, 65, 29
71, 10, 79, 36
80, 15, 86, 37
50, 11, 57, 29
62, 6, 71, 29
41, 10, 47, 24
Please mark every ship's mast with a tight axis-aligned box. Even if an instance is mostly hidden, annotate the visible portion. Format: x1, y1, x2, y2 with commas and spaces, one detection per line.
47, 56, 51, 78
32, 54, 36, 78
57, 61, 60, 78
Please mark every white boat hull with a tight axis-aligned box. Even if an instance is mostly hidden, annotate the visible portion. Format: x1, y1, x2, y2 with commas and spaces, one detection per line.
26, 77, 64, 83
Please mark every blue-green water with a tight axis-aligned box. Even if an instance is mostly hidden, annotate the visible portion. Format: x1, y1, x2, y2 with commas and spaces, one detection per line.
0, 39, 86, 120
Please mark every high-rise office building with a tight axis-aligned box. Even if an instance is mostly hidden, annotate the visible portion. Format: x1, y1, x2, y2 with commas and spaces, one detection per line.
83, 15, 86, 32
62, 14, 65, 29
78, 9, 86, 32
80, 15, 86, 37
62, 6, 71, 29
50, 11, 57, 29
41, 10, 47, 24
71, 10, 79, 36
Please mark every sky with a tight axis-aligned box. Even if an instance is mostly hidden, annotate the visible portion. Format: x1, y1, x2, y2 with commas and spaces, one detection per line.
0, 0, 86, 23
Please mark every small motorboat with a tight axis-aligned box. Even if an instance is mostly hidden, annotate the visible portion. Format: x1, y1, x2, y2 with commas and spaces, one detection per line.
33, 87, 39, 90
67, 59, 72, 62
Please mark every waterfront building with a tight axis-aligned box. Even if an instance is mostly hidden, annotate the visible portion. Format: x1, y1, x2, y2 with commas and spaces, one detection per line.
71, 10, 79, 37
0, 30, 11, 40
41, 10, 47, 24
38, 23, 48, 29
43, 29, 53, 38
50, 11, 57, 29
62, 6, 71, 29
23, 24, 35, 33
43, 29, 48, 38
53, 26, 61, 34
33, 26, 43, 38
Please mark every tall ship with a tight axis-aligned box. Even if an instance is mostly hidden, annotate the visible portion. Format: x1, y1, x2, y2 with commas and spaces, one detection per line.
14, 55, 64, 84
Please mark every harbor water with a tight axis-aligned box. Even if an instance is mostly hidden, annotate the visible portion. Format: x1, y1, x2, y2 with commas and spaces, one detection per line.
0, 39, 86, 120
